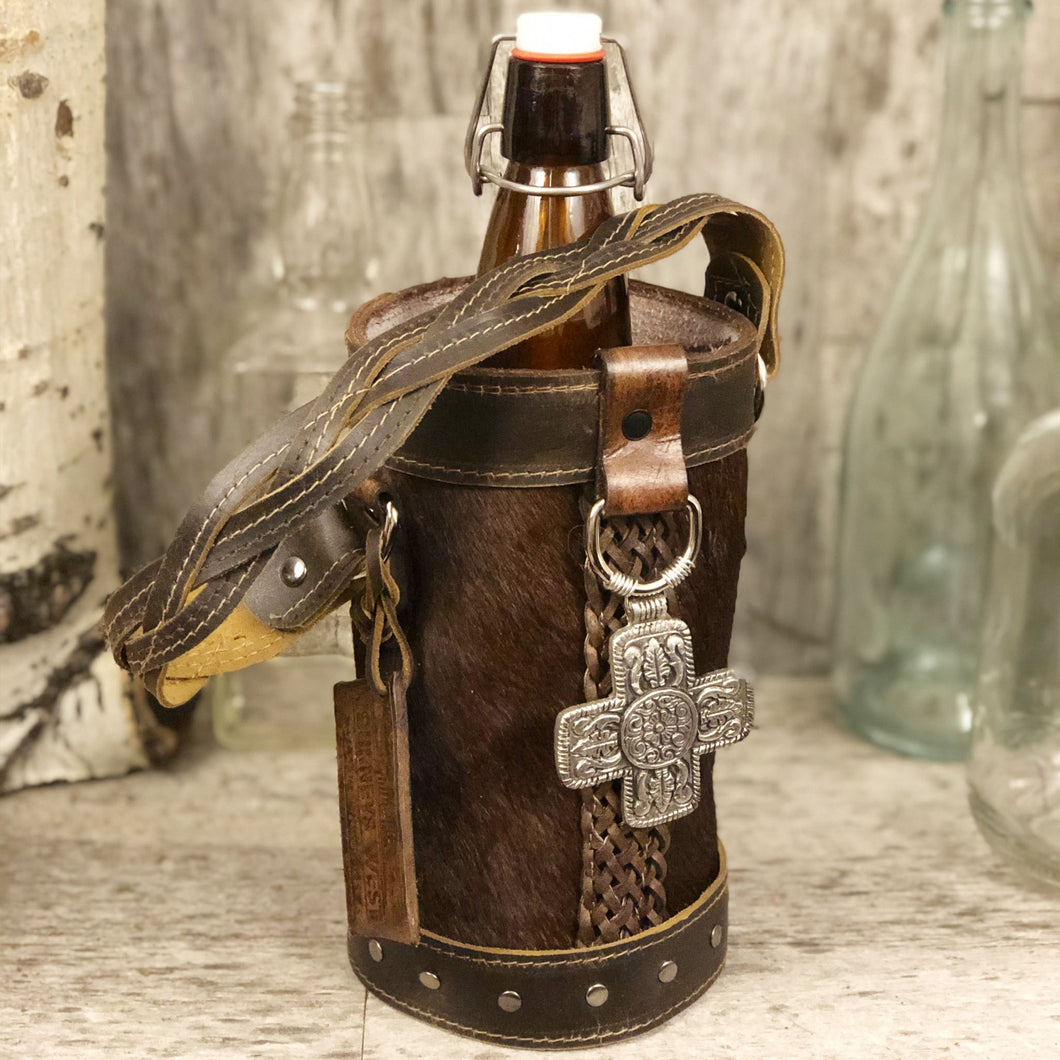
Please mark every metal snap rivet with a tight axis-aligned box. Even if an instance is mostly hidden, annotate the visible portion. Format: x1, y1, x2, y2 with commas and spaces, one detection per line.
367, 939, 383, 963
280, 556, 308, 587
711, 924, 725, 948
419, 971, 441, 990
621, 409, 653, 441
498, 990, 522, 1013
658, 960, 678, 983
585, 983, 609, 1007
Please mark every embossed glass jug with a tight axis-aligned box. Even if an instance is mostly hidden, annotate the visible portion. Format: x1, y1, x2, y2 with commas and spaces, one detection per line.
833, 0, 1060, 760
968, 409, 1060, 887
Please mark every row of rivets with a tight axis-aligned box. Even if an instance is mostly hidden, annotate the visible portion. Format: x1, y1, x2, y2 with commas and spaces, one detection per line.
367, 926, 725, 1010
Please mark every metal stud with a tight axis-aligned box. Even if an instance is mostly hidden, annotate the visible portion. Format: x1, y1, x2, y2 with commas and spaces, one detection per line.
498, 991, 522, 1013
280, 556, 308, 587
585, 983, 609, 1008
419, 971, 441, 990
711, 924, 724, 948
367, 939, 384, 963
658, 960, 678, 983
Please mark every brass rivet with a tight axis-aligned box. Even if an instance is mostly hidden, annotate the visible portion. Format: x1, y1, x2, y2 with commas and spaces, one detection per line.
498, 990, 522, 1013
280, 556, 308, 586
367, 939, 383, 963
585, 983, 609, 1007
419, 971, 441, 990
711, 924, 724, 948
658, 960, 678, 983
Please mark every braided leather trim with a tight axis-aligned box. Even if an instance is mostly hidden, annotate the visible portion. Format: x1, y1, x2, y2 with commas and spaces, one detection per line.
577, 499, 685, 946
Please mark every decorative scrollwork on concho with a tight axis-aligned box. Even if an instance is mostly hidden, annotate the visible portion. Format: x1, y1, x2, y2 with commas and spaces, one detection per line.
568, 710, 623, 781
623, 633, 689, 696
619, 689, 697, 769
630, 757, 695, 821
553, 592, 754, 829
695, 678, 754, 749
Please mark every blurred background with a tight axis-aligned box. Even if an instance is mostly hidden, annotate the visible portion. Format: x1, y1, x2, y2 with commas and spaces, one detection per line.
102, 0, 1060, 676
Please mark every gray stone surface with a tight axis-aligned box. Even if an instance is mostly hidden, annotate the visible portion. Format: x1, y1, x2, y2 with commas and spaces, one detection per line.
3, 678, 1057, 1058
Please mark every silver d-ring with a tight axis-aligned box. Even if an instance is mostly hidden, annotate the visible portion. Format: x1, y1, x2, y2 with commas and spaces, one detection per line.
585, 496, 703, 597
365, 498, 399, 561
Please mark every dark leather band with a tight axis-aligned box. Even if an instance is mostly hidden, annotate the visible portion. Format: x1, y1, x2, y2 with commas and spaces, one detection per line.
347, 280, 759, 488
348, 845, 729, 1048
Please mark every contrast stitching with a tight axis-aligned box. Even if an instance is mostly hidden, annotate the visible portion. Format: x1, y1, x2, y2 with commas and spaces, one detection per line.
418, 884, 725, 968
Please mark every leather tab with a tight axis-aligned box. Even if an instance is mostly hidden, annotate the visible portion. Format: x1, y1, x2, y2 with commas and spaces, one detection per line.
597, 345, 689, 516
335, 674, 420, 945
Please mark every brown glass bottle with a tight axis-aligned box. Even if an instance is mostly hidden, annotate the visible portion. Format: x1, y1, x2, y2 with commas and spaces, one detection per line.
478, 52, 632, 369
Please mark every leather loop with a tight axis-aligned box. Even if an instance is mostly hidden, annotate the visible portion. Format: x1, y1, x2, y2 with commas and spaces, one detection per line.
597, 344, 689, 517
348, 844, 729, 1048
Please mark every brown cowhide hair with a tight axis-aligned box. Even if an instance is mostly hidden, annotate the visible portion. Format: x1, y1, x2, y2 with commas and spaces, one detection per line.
383, 451, 747, 949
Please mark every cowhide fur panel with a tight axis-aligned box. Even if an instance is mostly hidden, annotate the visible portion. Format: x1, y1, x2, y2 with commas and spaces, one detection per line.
385, 451, 747, 949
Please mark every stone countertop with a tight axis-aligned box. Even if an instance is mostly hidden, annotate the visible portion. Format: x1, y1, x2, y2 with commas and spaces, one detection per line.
2, 677, 1058, 1059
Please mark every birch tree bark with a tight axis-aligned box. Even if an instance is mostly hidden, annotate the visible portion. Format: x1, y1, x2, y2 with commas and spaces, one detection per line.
0, 0, 176, 792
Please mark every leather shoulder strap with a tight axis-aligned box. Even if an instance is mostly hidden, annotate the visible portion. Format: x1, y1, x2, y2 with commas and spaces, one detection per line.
103, 193, 784, 706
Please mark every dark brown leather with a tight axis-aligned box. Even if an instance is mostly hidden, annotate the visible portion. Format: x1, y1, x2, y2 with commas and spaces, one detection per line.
597, 344, 689, 516
352, 281, 759, 488
242, 496, 369, 631
335, 675, 419, 945
103, 192, 784, 714
348, 849, 728, 1048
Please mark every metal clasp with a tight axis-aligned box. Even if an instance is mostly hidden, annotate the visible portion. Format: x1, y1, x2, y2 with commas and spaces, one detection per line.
585, 495, 703, 597
464, 35, 653, 200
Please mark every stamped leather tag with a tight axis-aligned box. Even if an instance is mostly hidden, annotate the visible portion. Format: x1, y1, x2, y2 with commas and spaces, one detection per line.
334, 675, 419, 944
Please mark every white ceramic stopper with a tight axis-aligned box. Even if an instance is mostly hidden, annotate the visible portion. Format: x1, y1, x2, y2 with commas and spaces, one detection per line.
514, 12, 603, 57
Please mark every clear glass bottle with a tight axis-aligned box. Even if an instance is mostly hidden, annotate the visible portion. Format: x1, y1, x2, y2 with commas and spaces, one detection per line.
833, 0, 1060, 760
968, 409, 1060, 887
209, 81, 377, 750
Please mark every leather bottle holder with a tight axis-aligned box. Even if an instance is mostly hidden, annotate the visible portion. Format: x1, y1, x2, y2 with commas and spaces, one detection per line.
338, 278, 767, 1046
102, 193, 784, 1049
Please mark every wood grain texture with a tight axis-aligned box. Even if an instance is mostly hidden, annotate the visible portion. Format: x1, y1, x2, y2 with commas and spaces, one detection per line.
0, 0, 174, 790
2, 679, 1057, 1058
104, 1, 1060, 674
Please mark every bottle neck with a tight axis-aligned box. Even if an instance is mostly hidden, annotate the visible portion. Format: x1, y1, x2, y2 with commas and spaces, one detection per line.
926, 0, 1032, 219
276, 81, 373, 312
501, 56, 610, 166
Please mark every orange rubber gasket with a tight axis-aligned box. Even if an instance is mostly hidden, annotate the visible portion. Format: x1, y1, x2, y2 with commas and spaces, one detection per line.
510, 48, 606, 62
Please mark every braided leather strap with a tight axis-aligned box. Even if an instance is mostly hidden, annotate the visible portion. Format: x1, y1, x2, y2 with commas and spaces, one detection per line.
102, 194, 783, 707
577, 503, 683, 946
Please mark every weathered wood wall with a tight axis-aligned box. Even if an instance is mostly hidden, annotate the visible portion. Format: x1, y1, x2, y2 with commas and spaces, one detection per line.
1, 0, 176, 791
105, 0, 1060, 674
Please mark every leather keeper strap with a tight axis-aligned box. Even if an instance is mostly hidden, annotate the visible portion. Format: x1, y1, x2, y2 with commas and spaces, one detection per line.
348, 845, 729, 1048
597, 344, 689, 516
383, 280, 759, 488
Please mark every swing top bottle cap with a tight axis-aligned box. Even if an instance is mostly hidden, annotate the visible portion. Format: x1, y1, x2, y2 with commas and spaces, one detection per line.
513, 12, 605, 62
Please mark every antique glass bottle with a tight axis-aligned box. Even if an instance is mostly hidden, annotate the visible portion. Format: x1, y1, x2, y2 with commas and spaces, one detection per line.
833, 0, 1060, 759
209, 81, 377, 750
477, 12, 632, 368
968, 410, 1060, 886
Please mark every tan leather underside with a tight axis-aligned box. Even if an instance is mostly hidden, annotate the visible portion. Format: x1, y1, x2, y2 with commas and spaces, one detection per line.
155, 597, 298, 707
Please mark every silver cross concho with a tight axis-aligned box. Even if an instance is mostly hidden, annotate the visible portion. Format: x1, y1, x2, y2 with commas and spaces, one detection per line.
554, 498, 754, 830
